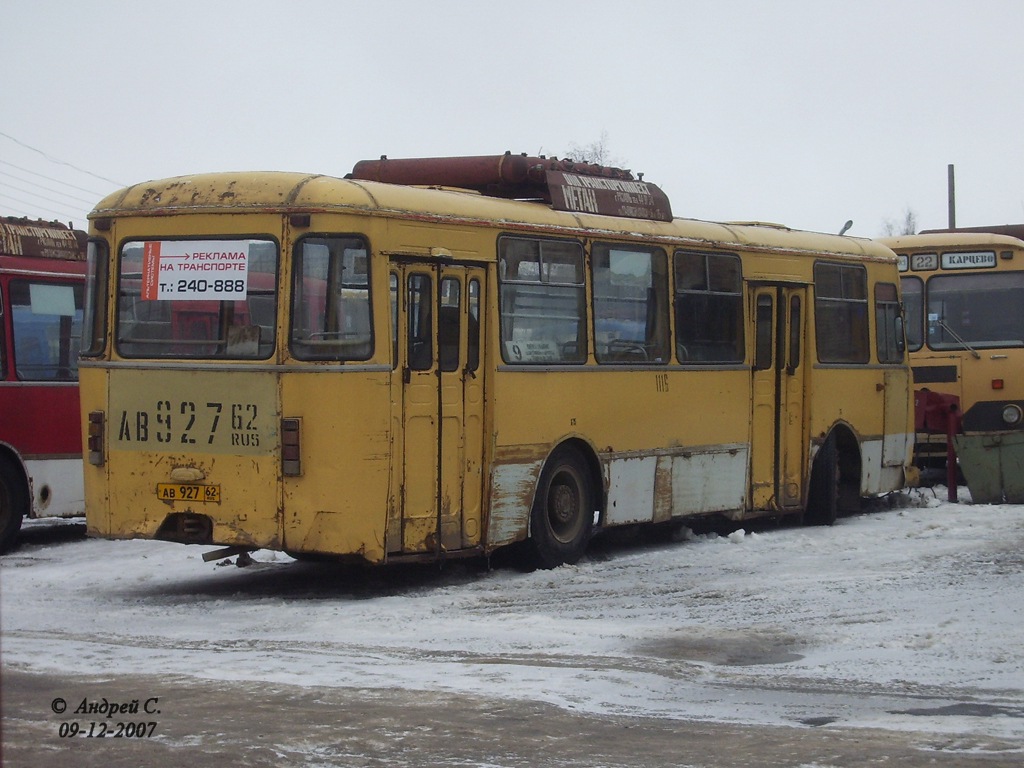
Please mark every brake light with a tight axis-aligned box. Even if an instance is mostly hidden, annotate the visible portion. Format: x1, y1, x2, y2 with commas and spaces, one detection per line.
88, 411, 105, 466
282, 418, 302, 476
992, 379, 1005, 390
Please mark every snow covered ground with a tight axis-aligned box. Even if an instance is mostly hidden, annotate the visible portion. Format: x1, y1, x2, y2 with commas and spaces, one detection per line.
2, 486, 1023, 747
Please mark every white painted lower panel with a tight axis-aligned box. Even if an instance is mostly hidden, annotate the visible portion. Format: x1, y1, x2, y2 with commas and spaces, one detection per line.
605, 444, 748, 526
859, 436, 911, 496
605, 456, 657, 525
670, 445, 748, 516
23, 458, 85, 519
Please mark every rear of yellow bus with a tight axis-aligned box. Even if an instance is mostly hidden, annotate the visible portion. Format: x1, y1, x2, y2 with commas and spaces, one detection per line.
80, 175, 392, 561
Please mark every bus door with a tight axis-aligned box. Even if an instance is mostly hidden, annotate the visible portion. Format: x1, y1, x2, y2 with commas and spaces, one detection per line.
750, 284, 808, 512
390, 261, 485, 555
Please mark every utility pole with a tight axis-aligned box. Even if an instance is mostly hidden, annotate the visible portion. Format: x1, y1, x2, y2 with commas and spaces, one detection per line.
947, 164, 956, 228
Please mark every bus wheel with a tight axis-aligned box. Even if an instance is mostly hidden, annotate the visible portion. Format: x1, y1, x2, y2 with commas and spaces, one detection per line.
0, 460, 27, 554
528, 448, 594, 569
805, 435, 838, 526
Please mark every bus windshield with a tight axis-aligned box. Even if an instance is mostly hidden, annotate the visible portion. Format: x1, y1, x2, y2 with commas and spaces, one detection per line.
116, 239, 278, 359
927, 272, 1024, 349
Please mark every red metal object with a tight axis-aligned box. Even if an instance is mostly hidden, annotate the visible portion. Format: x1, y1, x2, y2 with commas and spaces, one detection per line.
350, 152, 634, 193
915, 389, 960, 432
914, 389, 962, 501
0, 216, 87, 261
348, 152, 674, 222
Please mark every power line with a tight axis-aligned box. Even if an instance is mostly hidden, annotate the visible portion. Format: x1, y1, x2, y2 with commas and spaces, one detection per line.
0, 159, 109, 198
0, 191, 79, 223
0, 178, 90, 213
0, 169, 98, 207
0, 130, 127, 187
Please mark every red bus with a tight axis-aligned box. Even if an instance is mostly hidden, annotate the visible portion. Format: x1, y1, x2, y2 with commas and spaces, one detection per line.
0, 216, 88, 552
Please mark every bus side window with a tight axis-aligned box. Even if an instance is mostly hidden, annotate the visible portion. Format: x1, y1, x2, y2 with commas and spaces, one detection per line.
814, 262, 869, 363
592, 243, 669, 364
674, 251, 744, 364
497, 236, 586, 364
291, 237, 372, 361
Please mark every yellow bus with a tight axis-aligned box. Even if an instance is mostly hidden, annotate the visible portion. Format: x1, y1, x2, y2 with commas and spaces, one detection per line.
81, 154, 914, 568
881, 229, 1024, 499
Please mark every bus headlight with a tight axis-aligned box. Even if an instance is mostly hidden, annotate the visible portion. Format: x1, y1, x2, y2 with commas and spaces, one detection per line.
1001, 404, 1023, 426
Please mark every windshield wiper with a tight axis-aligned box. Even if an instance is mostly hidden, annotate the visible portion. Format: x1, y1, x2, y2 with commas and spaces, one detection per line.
937, 320, 981, 359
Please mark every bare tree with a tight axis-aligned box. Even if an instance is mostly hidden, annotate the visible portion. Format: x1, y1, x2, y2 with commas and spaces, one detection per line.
563, 131, 626, 168
881, 208, 918, 236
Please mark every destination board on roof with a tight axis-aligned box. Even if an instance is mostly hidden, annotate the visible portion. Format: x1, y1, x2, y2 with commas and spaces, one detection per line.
546, 171, 673, 222
141, 240, 250, 300
942, 251, 996, 269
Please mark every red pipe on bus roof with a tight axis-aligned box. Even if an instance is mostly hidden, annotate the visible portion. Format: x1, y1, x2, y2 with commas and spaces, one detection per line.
348, 152, 636, 198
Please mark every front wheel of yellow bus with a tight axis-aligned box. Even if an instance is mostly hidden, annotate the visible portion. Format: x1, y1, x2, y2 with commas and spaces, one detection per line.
528, 447, 595, 569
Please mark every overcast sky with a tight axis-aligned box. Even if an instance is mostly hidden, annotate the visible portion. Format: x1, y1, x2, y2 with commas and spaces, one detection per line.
5, 0, 1023, 237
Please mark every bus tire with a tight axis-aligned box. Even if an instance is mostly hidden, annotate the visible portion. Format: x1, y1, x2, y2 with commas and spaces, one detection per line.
805, 434, 838, 526
528, 447, 594, 569
0, 459, 27, 554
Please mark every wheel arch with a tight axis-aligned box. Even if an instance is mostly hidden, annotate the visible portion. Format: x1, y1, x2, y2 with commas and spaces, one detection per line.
809, 421, 863, 515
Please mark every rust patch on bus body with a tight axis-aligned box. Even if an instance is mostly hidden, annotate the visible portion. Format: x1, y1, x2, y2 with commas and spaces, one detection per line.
653, 455, 674, 524
487, 460, 543, 548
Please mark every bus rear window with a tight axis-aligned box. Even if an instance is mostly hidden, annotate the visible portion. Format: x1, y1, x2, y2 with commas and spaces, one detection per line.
116, 239, 278, 359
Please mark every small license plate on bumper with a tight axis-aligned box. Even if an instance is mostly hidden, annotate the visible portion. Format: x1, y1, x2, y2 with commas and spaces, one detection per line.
156, 483, 221, 503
